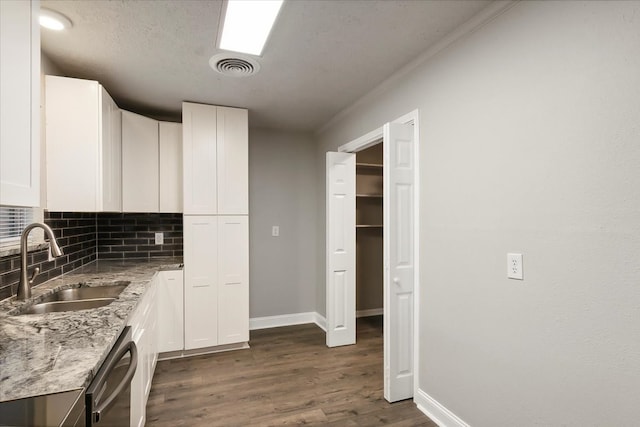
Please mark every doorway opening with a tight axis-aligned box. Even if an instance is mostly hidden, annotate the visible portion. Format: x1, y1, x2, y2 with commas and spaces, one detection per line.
326, 110, 420, 403
355, 142, 384, 321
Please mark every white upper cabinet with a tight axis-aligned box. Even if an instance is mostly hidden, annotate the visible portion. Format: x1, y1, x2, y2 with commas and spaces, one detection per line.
0, 0, 40, 207
45, 76, 121, 212
182, 102, 217, 214
182, 103, 248, 215
101, 90, 122, 212
159, 122, 183, 213
122, 111, 159, 212
216, 107, 248, 215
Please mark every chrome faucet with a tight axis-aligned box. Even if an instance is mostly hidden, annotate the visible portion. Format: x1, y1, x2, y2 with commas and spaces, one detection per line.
17, 223, 64, 300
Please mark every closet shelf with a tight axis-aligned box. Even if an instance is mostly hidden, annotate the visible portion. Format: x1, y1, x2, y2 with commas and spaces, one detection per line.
356, 162, 383, 169
356, 224, 383, 228
356, 194, 383, 198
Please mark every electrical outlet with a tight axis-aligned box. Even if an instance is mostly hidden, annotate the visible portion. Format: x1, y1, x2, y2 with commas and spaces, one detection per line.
507, 253, 523, 280
155, 232, 164, 245
272, 226, 279, 237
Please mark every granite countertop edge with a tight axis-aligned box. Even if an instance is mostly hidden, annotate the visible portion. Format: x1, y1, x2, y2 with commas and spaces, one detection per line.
0, 258, 182, 403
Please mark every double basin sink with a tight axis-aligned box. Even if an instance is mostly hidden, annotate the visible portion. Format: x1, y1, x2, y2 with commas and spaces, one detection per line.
11, 282, 129, 315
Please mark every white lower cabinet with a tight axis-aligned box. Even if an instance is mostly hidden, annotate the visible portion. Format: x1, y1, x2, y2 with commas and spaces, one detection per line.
157, 270, 184, 353
217, 216, 249, 345
183, 216, 218, 350
129, 277, 158, 427
183, 215, 249, 351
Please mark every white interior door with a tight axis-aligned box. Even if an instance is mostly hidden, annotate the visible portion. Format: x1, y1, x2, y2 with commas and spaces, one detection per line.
326, 152, 356, 347
383, 122, 415, 402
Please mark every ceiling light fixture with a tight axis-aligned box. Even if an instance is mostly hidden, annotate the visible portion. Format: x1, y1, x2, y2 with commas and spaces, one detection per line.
218, 0, 284, 56
39, 8, 73, 31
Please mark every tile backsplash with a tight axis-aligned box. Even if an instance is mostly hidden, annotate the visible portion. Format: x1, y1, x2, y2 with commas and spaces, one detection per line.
96, 213, 183, 260
0, 212, 97, 301
0, 212, 183, 300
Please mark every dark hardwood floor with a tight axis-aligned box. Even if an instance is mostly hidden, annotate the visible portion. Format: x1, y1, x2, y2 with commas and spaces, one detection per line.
146, 316, 436, 426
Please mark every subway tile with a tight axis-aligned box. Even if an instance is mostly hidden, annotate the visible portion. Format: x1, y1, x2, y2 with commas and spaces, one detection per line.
100, 252, 125, 260
0, 258, 12, 274
0, 285, 13, 301
124, 252, 149, 259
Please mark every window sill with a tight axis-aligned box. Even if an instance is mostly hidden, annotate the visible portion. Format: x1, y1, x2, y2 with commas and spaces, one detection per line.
0, 242, 48, 258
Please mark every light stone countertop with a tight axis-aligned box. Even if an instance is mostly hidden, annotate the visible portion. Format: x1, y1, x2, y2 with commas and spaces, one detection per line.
0, 258, 182, 402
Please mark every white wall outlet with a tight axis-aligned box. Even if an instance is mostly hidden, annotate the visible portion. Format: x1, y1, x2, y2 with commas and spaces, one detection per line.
507, 253, 523, 280
272, 226, 280, 237
155, 232, 164, 245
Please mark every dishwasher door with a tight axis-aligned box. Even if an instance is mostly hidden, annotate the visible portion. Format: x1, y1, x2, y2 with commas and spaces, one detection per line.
85, 326, 137, 427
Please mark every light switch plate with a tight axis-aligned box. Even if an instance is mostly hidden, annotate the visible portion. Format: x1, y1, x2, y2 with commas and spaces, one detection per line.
507, 253, 523, 280
272, 226, 279, 237
155, 232, 164, 245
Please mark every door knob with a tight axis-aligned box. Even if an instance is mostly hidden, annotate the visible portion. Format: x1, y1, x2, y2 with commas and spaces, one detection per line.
393, 277, 400, 285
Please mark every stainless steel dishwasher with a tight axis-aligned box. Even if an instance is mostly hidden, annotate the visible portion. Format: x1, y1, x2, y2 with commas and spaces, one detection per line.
85, 326, 137, 426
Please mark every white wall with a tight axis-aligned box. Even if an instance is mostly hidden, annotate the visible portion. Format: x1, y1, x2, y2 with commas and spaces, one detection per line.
249, 129, 317, 318
316, 1, 640, 426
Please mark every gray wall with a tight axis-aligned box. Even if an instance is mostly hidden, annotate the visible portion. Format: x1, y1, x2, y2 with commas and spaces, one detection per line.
249, 129, 317, 318
316, 1, 640, 426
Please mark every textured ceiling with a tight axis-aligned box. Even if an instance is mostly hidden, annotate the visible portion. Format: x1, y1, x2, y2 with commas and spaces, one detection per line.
41, 0, 491, 131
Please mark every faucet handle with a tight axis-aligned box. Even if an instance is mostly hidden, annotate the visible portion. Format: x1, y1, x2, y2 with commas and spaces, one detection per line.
29, 267, 40, 285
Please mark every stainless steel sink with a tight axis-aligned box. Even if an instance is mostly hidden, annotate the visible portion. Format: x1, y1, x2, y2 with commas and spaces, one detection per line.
38, 283, 129, 303
19, 298, 116, 315
11, 281, 130, 315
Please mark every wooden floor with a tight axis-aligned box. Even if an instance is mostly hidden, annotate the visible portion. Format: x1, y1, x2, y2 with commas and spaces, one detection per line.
146, 316, 436, 426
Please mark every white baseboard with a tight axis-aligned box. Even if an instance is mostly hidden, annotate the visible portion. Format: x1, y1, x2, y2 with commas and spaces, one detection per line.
415, 388, 470, 427
158, 342, 249, 361
356, 308, 383, 318
313, 312, 327, 331
250, 312, 326, 331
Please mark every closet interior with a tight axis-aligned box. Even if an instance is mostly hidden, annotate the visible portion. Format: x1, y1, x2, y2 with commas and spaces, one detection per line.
355, 142, 383, 318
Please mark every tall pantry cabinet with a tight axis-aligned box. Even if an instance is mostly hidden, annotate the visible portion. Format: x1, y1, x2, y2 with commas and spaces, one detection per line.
182, 102, 249, 350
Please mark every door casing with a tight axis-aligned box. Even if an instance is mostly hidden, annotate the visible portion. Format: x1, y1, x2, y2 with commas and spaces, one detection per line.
326, 109, 420, 402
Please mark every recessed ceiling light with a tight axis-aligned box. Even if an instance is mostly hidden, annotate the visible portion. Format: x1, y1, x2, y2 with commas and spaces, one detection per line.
39, 8, 73, 31
219, 0, 284, 56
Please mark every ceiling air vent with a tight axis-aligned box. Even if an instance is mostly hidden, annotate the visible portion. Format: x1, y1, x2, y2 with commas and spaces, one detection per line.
209, 54, 260, 77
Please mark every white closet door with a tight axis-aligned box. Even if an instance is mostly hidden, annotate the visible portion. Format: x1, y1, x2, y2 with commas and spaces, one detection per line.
122, 110, 159, 212
325, 151, 356, 347
184, 215, 218, 349
217, 215, 249, 345
383, 122, 415, 402
216, 107, 248, 215
182, 102, 217, 214
159, 121, 183, 213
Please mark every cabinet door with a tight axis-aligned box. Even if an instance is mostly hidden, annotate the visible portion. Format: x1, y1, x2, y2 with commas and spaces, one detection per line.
143, 283, 158, 400
216, 107, 248, 215
182, 102, 217, 214
46, 76, 100, 212
100, 89, 122, 212
159, 122, 182, 213
0, 0, 40, 207
130, 310, 145, 427
184, 215, 218, 349
157, 270, 184, 353
122, 110, 159, 212
217, 215, 249, 345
